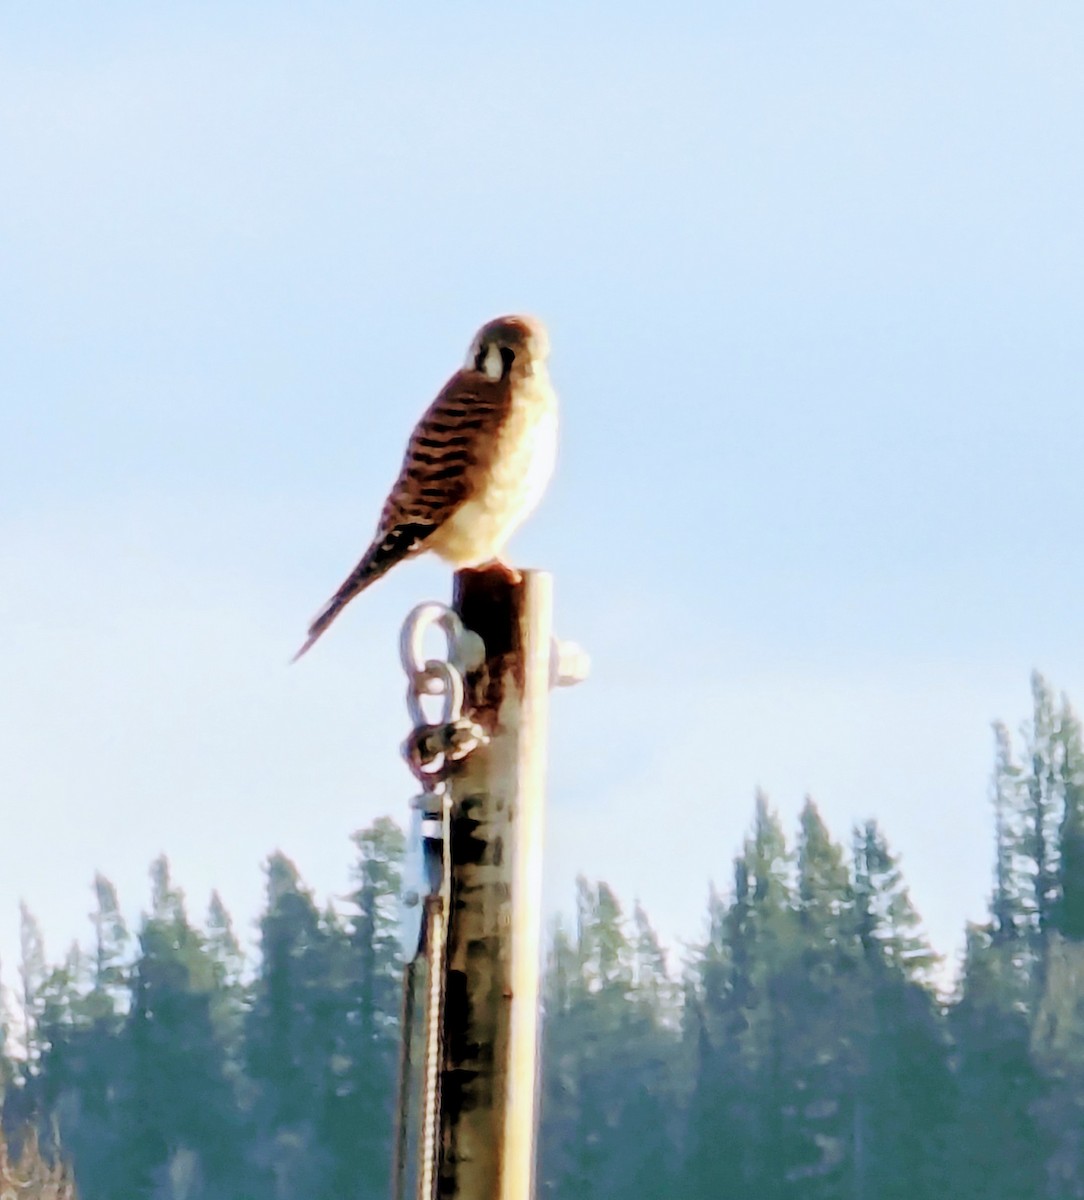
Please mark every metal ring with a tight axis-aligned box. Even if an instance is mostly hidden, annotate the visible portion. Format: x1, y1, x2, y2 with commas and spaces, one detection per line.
406, 659, 463, 728
400, 603, 467, 683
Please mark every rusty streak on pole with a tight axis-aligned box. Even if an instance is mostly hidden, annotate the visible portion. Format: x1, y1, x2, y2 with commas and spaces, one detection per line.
437, 565, 552, 1200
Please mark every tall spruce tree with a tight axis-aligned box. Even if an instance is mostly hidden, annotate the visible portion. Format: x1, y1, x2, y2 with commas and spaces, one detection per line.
539, 878, 678, 1200
1056, 696, 1084, 941
246, 852, 341, 1198
87, 875, 130, 1022
1030, 929, 1084, 1200
0, 957, 13, 1097
851, 821, 950, 1200
950, 699, 1080, 1200
684, 867, 756, 1200
796, 798, 852, 942
204, 891, 246, 1082
685, 795, 798, 1200
39, 943, 84, 1035
852, 821, 937, 981
325, 817, 405, 1200
991, 723, 1027, 944
19, 904, 47, 1071
1021, 673, 1064, 977
1030, 693, 1084, 1199
777, 799, 862, 1200
540, 914, 579, 1196
43, 877, 133, 1200
952, 922, 1045, 1200
117, 856, 245, 1200
33, 941, 87, 1116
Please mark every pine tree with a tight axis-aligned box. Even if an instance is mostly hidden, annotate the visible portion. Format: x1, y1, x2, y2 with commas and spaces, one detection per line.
748, 790, 794, 943
19, 904, 47, 1071
947, 688, 1084, 1200
539, 914, 579, 1197
852, 820, 937, 982
0, 957, 13, 1097
684, 868, 755, 1200
952, 923, 1045, 1200
324, 818, 405, 1200
1056, 696, 1084, 941
204, 891, 246, 1080
615, 902, 679, 1200
1021, 673, 1064, 974
796, 797, 852, 942
541, 878, 631, 1198
205, 893, 243, 985
777, 799, 862, 1200
631, 901, 675, 1018
117, 855, 245, 1200
87, 874, 130, 1022
1031, 695, 1084, 1200
852, 822, 950, 1200
37, 878, 132, 1200
539, 879, 679, 1200
991, 723, 1027, 943
685, 796, 798, 1200
1030, 929, 1084, 1200
33, 942, 87, 1115
246, 852, 341, 1198
40, 944, 84, 1035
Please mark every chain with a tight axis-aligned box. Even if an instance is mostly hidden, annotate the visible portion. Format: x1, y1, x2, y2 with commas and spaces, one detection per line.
393, 603, 487, 1200
399, 603, 488, 787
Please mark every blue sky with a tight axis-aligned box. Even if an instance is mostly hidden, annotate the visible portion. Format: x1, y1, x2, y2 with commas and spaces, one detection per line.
2, 2, 1083, 992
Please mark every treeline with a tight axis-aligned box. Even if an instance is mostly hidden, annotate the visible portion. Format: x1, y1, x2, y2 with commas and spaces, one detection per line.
3, 673, 1084, 1199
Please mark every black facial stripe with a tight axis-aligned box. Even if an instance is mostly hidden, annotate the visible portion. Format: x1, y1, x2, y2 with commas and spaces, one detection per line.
499, 346, 515, 374
474, 346, 487, 371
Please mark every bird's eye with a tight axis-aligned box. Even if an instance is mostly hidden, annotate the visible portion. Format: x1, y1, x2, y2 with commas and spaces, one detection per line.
500, 347, 515, 373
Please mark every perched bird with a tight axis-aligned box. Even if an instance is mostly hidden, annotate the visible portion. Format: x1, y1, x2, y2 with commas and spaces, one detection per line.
294, 314, 557, 659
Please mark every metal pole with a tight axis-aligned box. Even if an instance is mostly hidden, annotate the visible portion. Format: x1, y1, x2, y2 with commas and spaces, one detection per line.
437, 566, 553, 1199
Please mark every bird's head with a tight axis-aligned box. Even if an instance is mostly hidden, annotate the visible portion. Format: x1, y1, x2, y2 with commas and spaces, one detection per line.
466, 314, 549, 383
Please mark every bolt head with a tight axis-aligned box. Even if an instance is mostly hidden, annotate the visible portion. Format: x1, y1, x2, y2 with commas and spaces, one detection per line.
551, 639, 590, 688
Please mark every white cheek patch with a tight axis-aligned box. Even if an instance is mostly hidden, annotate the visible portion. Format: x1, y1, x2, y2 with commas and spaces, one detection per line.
482, 343, 503, 381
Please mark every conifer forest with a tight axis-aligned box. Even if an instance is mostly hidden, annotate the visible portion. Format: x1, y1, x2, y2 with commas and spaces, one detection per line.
4, 672, 1084, 1200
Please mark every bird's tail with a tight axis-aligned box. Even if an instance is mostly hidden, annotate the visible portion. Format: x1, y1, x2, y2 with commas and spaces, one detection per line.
292, 523, 430, 661
292, 562, 374, 662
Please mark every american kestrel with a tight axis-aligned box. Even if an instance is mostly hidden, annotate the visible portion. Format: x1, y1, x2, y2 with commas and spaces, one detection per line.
294, 314, 557, 659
